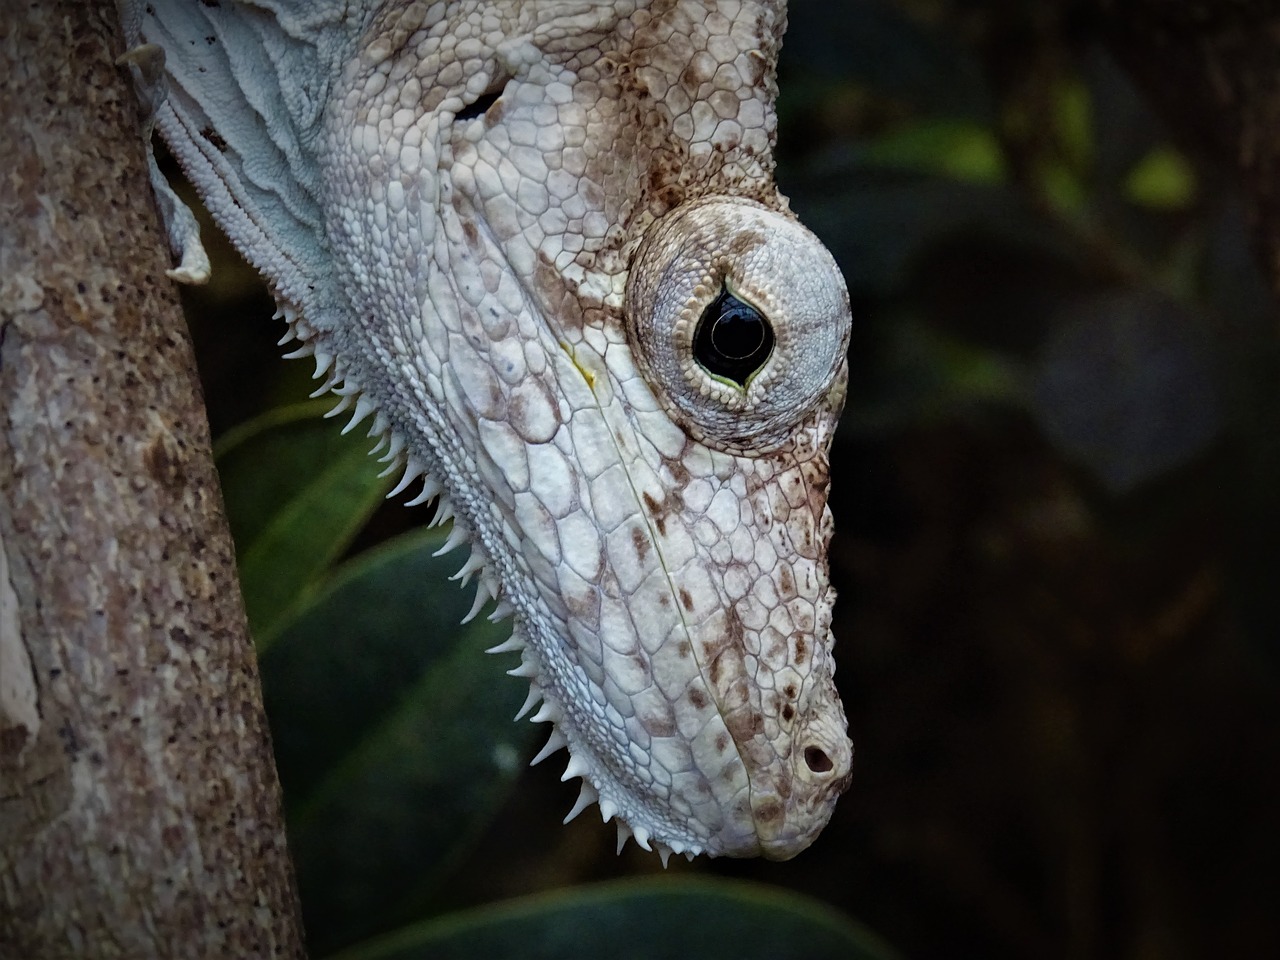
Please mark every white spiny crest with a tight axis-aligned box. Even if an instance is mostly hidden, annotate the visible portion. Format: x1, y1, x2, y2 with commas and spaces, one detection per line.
655, 843, 673, 869
460, 577, 494, 624
432, 520, 470, 557
529, 729, 567, 766
563, 781, 598, 824
428, 497, 455, 529
511, 683, 540, 720
281, 341, 315, 361
404, 476, 442, 507
386, 459, 427, 499
340, 395, 377, 436
486, 635, 525, 657
486, 599, 515, 622
560, 754, 590, 783
450, 548, 485, 586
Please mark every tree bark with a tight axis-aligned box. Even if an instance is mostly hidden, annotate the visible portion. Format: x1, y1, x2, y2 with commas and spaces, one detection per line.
0, 4, 305, 957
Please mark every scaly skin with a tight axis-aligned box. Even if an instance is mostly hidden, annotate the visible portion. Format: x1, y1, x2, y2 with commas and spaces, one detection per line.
119, 0, 853, 862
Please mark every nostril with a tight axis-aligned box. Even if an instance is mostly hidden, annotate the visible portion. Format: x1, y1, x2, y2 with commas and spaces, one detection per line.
804, 745, 833, 774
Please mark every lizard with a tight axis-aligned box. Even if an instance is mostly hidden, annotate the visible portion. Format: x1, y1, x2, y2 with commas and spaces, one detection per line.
117, 0, 854, 863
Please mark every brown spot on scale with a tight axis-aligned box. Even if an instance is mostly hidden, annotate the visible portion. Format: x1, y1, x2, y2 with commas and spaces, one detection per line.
645, 715, 677, 738
630, 526, 650, 561
689, 688, 708, 710
778, 565, 794, 598
781, 704, 795, 722
462, 219, 481, 252
793, 636, 808, 667
715, 732, 730, 754
755, 798, 783, 823
678, 640, 691, 658
726, 709, 764, 745
642, 492, 668, 536
678, 587, 694, 612
726, 228, 767, 259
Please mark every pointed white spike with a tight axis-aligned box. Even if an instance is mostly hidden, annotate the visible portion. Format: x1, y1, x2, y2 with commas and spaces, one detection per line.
599, 798, 618, 824
563, 782, 598, 824
377, 454, 405, 479
530, 702, 561, 726
386, 460, 426, 499
449, 549, 485, 584
312, 351, 334, 379
684, 850, 697, 862
560, 754, 590, 783
405, 476, 443, 508
325, 394, 354, 418
487, 600, 515, 623
282, 342, 315, 360
377, 433, 405, 463
507, 660, 538, 679
309, 374, 339, 398
485, 635, 524, 656
631, 825, 652, 852
460, 580, 491, 625
428, 498, 455, 528
368, 411, 389, 440
433, 522, 470, 557
615, 821, 632, 854
341, 395, 377, 435
656, 844, 672, 869
332, 381, 360, 397
368, 435, 388, 457
513, 685, 541, 721
529, 729, 567, 766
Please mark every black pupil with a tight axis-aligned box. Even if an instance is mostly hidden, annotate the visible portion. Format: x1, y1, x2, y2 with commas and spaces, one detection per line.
693, 289, 774, 387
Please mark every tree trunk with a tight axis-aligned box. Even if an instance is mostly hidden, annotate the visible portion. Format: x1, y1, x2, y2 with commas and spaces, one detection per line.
0, 3, 305, 957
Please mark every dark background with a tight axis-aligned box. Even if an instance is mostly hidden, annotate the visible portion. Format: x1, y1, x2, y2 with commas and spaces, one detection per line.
176, 2, 1280, 958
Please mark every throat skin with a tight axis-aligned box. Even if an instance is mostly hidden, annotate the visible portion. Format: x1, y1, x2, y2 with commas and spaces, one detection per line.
118, 0, 855, 862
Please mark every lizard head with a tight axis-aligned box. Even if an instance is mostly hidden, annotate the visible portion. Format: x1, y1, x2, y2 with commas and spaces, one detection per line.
318, 1, 855, 860
127, 0, 854, 861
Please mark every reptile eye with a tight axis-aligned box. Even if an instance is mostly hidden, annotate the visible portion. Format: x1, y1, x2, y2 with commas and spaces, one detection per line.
624, 197, 851, 448
693, 288, 773, 387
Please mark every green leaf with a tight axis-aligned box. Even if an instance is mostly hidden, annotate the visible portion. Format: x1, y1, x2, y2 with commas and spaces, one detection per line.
324, 877, 900, 960
215, 401, 392, 649
260, 526, 539, 955
859, 118, 1007, 184
1125, 146, 1197, 210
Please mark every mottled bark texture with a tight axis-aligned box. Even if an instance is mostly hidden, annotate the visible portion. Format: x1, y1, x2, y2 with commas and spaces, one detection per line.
0, 4, 305, 958
1097, 0, 1280, 295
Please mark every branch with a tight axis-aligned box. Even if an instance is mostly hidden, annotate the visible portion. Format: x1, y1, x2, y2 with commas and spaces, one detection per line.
0, 4, 305, 956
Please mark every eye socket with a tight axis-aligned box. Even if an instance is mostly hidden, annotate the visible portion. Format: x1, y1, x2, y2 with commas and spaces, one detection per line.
624, 197, 851, 449
693, 288, 774, 387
